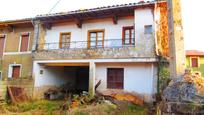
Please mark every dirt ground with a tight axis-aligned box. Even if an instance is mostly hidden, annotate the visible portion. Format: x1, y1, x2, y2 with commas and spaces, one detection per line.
0, 100, 149, 115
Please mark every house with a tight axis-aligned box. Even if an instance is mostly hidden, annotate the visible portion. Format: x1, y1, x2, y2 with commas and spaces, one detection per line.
31, 0, 168, 102
186, 50, 204, 76
0, 19, 34, 98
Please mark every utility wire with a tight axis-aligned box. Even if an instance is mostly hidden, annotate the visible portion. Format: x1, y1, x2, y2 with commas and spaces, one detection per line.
48, 0, 63, 13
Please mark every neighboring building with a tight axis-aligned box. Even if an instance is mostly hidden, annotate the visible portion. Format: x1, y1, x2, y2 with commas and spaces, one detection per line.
32, 1, 167, 102
0, 19, 34, 98
186, 50, 204, 76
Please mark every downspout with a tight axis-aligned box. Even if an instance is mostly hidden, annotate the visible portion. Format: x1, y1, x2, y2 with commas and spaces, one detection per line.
31, 19, 40, 51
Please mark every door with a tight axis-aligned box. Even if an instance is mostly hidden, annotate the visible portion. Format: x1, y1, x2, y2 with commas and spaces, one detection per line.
12, 66, 20, 78
107, 68, 124, 89
0, 35, 5, 56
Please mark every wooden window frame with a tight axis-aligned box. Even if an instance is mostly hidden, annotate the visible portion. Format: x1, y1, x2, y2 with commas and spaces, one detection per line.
0, 71, 2, 80
0, 34, 6, 56
107, 68, 124, 89
59, 32, 71, 49
8, 64, 22, 79
19, 32, 30, 52
122, 26, 135, 45
190, 57, 200, 68
87, 29, 105, 48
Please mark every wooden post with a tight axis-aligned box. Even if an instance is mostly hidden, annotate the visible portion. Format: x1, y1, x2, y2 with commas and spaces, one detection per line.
167, 0, 185, 78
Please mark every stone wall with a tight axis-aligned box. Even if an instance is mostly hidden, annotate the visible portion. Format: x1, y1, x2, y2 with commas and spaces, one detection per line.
33, 47, 156, 60
0, 79, 34, 100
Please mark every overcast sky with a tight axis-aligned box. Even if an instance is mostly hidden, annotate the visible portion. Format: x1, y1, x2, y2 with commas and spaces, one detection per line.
0, 0, 203, 51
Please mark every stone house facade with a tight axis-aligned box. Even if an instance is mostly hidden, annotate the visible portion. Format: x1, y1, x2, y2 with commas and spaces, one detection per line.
0, 1, 168, 102
32, 1, 167, 102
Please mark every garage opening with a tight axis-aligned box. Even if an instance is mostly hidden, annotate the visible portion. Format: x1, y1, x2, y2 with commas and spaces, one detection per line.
37, 64, 89, 100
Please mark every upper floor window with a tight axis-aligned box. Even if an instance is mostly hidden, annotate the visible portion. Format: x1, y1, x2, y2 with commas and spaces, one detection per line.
191, 57, 199, 68
0, 35, 5, 56
20, 33, 30, 52
122, 26, 135, 45
88, 29, 104, 48
59, 32, 71, 49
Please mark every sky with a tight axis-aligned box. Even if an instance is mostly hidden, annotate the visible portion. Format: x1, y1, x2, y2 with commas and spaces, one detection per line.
0, 0, 203, 51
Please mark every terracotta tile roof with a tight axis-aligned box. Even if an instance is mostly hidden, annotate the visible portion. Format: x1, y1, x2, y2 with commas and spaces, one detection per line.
36, 0, 165, 18
0, 18, 32, 25
186, 50, 204, 56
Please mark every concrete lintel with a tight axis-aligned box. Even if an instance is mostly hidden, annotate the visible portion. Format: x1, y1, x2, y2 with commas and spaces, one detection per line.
33, 57, 158, 64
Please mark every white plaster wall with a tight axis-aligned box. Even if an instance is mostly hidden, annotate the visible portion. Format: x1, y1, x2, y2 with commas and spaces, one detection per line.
95, 63, 157, 95
34, 64, 76, 87
134, 8, 155, 55
44, 17, 134, 49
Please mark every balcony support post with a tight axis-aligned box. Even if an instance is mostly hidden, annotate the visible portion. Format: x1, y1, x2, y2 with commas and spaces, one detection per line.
89, 61, 96, 97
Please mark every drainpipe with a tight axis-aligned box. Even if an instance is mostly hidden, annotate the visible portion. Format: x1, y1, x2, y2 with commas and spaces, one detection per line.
32, 19, 40, 51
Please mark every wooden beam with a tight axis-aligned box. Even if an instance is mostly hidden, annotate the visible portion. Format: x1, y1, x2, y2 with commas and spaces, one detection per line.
44, 23, 52, 30
75, 18, 82, 28
112, 15, 118, 24
7, 25, 15, 32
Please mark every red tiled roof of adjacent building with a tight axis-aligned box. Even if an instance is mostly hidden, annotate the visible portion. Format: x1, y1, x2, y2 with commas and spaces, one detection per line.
186, 50, 204, 56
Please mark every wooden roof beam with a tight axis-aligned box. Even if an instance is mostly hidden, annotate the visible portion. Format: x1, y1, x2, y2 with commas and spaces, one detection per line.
112, 15, 118, 25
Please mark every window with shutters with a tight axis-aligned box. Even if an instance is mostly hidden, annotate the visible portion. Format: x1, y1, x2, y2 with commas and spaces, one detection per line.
59, 32, 71, 49
107, 68, 124, 89
20, 33, 30, 52
122, 26, 135, 45
191, 57, 199, 68
88, 29, 104, 48
0, 35, 5, 56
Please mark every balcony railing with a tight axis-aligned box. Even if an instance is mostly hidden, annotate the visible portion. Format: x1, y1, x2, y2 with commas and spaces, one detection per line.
36, 39, 135, 50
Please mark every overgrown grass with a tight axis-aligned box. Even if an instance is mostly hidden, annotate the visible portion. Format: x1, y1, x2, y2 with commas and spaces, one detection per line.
2, 100, 63, 115
1, 100, 149, 115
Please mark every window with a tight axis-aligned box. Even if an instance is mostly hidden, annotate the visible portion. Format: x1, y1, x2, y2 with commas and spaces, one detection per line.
88, 30, 104, 48
0, 71, 2, 80
107, 68, 124, 89
59, 32, 71, 49
20, 33, 30, 52
122, 26, 135, 45
0, 35, 5, 56
144, 25, 153, 34
8, 65, 21, 79
191, 57, 199, 67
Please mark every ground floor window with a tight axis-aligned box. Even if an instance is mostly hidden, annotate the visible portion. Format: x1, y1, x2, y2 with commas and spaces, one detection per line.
8, 65, 21, 79
191, 57, 199, 67
107, 68, 124, 89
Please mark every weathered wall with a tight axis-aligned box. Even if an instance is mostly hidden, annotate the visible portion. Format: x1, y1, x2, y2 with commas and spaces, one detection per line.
34, 9, 156, 60
155, 2, 169, 57
95, 62, 157, 102
2, 54, 33, 80
33, 47, 156, 60
0, 27, 34, 52
0, 25, 34, 99
44, 17, 134, 47
34, 66, 76, 87
134, 8, 155, 58
186, 56, 204, 76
